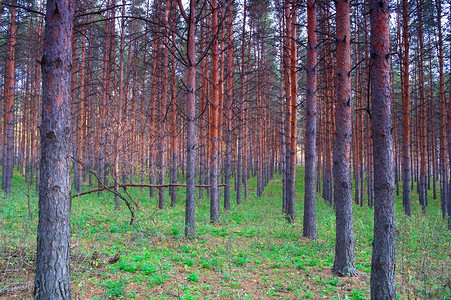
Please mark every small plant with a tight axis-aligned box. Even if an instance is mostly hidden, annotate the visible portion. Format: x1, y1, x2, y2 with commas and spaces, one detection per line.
351, 289, 366, 300
102, 279, 126, 298
234, 256, 248, 266
118, 261, 136, 273
149, 273, 168, 286
187, 272, 200, 283
267, 288, 278, 296
296, 262, 306, 270
171, 226, 181, 237
140, 264, 157, 275
184, 258, 194, 267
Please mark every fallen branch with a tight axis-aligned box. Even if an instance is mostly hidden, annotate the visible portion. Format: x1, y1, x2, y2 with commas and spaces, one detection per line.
70, 156, 135, 225
72, 183, 227, 198
122, 186, 140, 209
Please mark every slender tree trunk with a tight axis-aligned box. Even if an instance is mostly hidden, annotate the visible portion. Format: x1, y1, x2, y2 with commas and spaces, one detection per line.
416, 0, 427, 213
283, 1, 292, 215
436, 0, 448, 218
177, 0, 197, 237
236, 0, 247, 205
369, 0, 396, 297
448, 4, 451, 225
332, 0, 357, 277
169, 6, 178, 208
113, 0, 127, 210
401, 0, 411, 216
303, 0, 317, 239
74, 1, 87, 193
157, 1, 170, 209
98, 0, 112, 197
426, 41, 436, 201
2, 0, 16, 194
34, 0, 74, 297
198, 27, 207, 200
324, 3, 334, 206
224, 0, 234, 210
210, 0, 220, 223
149, 17, 159, 199
287, 1, 298, 223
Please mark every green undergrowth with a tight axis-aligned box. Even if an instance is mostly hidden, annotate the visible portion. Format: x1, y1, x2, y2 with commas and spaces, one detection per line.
0, 168, 449, 299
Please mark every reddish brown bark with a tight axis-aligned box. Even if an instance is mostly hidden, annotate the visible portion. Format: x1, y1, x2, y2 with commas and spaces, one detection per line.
303, 0, 317, 239
332, 0, 357, 277
74, 0, 88, 193
210, 0, 220, 223
177, 0, 197, 237
157, 0, 170, 209
416, 0, 427, 212
287, 1, 297, 223
169, 3, 178, 208
148, 5, 159, 198
2, 0, 16, 194
369, 0, 396, 297
98, 0, 112, 197
34, 0, 74, 297
236, 0, 247, 205
224, 0, 234, 210
436, 0, 448, 218
401, 0, 411, 215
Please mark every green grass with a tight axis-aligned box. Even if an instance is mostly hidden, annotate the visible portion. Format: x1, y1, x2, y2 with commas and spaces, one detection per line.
0, 168, 450, 299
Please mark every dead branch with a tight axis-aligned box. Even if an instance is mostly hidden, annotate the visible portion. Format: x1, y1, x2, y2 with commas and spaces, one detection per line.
72, 183, 227, 198
70, 156, 135, 225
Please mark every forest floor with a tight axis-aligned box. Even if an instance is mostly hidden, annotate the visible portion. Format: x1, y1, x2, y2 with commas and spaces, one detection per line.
0, 168, 450, 299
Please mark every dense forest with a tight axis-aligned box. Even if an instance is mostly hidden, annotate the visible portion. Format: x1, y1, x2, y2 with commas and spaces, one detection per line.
0, 0, 450, 298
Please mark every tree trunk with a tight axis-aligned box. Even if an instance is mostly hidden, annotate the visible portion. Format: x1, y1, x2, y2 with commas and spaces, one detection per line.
74, 1, 87, 193
34, 0, 74, 297
303, 0, 317, 239
436, 0, 448, 218
332, 0, 357, 277
287, 2, 297, 223
169, 5, 178, 208
236, 0, 247, 206
416, 0, 427, 213
401, 0, 411, 216
157, 1, 170, 209
2, 0, 16, 194
369, 0, 396, 297
224, 0, 234, 211
177, 0, 197, 237
210, 0, 220, 223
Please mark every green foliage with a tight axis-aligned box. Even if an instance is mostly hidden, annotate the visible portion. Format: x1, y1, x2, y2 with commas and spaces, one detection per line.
0, 169, 449, 299
102, 279, 126, 298
187, 272, 200, 283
